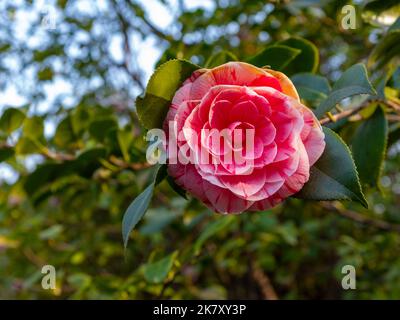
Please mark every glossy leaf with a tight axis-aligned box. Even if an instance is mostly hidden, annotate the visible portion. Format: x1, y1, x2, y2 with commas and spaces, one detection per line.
291, 73, 330, 104
296, 127, 368, 207
352, 105, 388, 188
277, 37, 319, 75
247, 45, 300, 70
122, 183, 154, 248
136, 59, 200, 129
315, 64, 376, 118
205, 50, 238, 68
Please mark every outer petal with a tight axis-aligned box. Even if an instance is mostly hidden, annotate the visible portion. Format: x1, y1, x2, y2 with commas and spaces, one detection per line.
203, 180, 254, 214
264, 69, 300, 101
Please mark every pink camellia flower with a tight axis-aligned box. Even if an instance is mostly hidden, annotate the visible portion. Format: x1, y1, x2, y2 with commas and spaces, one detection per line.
163, 62, 325, 214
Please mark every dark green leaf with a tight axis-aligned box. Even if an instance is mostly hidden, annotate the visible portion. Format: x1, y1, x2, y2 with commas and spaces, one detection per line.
88, 118, 118, 142
205, 50, 238, 68
296, 127, 368, 207
247, 45, 300, 70
0, 108, 25, 134
352, 105, 388, 188
167, 176, 187, 199
277, 37, 319, 75
136, 59, 200, 129
315, 64, 376, 118
143, 251, 178, 283
291, 73, 330, 104
122, 183, 154, 248
0, 146, 14, 162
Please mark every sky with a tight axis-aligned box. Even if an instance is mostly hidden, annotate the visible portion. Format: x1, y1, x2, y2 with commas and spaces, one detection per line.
0, 0, 216, 183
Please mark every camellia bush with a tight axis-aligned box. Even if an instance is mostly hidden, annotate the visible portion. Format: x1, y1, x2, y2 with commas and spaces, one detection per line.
1, 0, 400, 299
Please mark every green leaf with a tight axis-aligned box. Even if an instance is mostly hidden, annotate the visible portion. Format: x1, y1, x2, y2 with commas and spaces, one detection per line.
291, 73, 330, 104
54, 116, 75, 147
143, 251, 178, 284
0, 146, 14, 162
296, 127, 368, 207
363, 0, 400, 27
315, 64, 376, 118
247, 45, 301, 70
277, 37, 319, 75
352, 105, 388, 188
88, 118, 118, 142
117, 126, 133, 162
368, 30, 400, 69
194, 216, 235, 255
15, 137, 43, 155
205, 50, 238, 68
122, 183, 154, 248
23, 116, 44, 139
37, 66, 54, 81
167, 176, 187, 199
136, 59, 200, 129
0, 108, 25, 134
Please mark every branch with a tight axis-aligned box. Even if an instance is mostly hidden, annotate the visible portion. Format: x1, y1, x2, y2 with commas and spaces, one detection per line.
319, 98, 400, 125
111, 0, 145, 91
322, 202, 400, 233
251, 261, 278, 300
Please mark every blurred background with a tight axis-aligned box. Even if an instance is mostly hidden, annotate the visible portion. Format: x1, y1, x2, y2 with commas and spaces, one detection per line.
0, 0, 400, 299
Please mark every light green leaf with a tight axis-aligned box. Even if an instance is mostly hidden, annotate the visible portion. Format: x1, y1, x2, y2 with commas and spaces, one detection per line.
122, 183, 154, 248
194, 216, 235, 255
315, 64, 376, 118
205, 50, 238, 68
117, 127, 133, 162
23, 116, 44, 139
362, 0, 400, 27
352, 105, 388, 188
296, 127, 368, 207
277, 37, 319, 75
136, 59, 200, 129
291, 73, 330, 104
143, 251, 178, 284
54, 116, 75, 147
247, 45, 301, 70
15, 137, 43, 155
0, 108, 25, 134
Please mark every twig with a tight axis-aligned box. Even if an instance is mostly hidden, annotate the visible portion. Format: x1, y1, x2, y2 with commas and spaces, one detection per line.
319, 104, 365, 125
251, 261, 278, 300
320, 98, 400, 125
111, 0, 145, 91
322, 202, 400, 233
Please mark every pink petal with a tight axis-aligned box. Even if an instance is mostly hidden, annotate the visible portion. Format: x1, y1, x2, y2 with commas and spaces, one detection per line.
229, 100, 259, 124
203, 180, 254, 214
219, 169, 266, 198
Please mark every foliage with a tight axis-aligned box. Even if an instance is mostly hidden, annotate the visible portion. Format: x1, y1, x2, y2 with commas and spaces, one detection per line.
1, 0, 400, 299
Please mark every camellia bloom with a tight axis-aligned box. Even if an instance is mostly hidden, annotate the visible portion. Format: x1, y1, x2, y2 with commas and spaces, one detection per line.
164, 62, 325, 214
